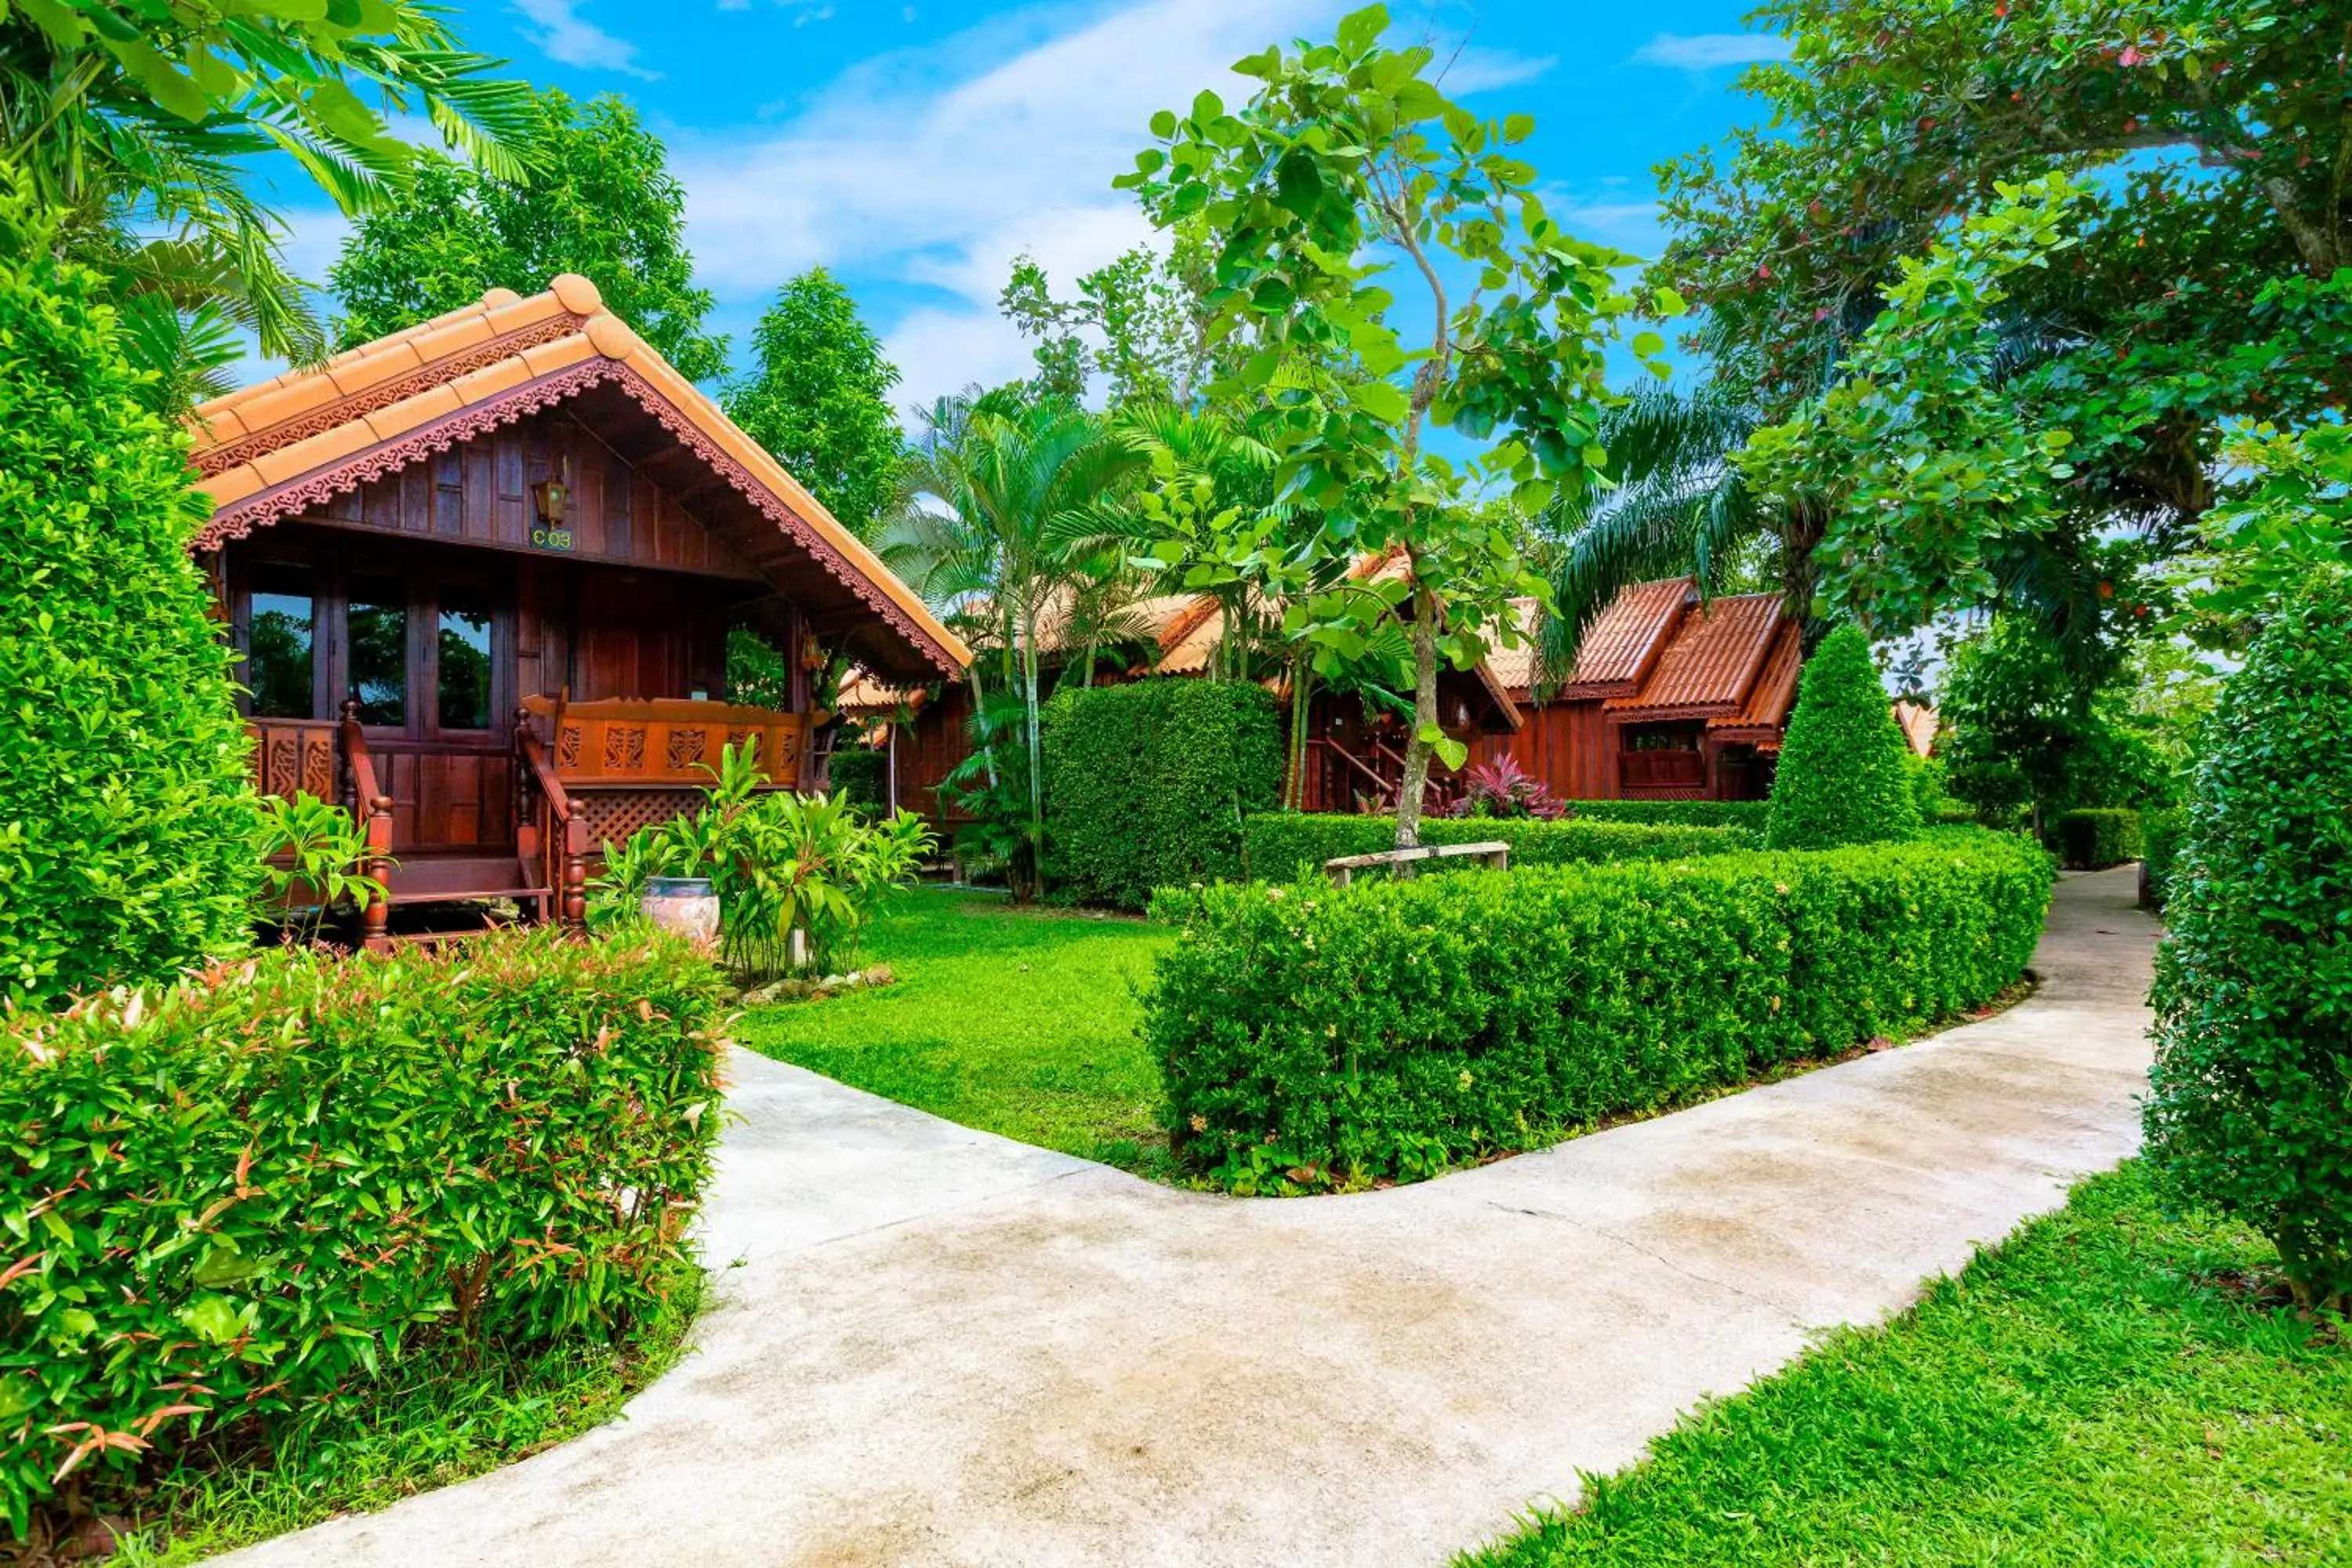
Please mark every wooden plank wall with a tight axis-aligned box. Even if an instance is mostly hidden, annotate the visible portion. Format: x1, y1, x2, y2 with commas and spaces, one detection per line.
1469, 697, 1621, 800
314, 407, 763, 582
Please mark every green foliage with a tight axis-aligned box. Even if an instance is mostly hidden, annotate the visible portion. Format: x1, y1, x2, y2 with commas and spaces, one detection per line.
594, 744, 934, 978
0, 187, 261, 1008
1119, 3, 1669, 842
1040, 680, 1283, 910
1940, 615, 2169, 828
2053, 808, 2143, 871
0, 0, 532, 379
829, 748, 889, 815
998, 238, 1233, 408
1737, 175, 2093, 634
722, 624, 793, 712
2147, 574, 2352, 1313
328, 90, 724, 379
740, 890, 1178, 1181
2140, 807, 2185, 909
1145, 829, 2050, 1192
1555, 799, 1772, 831
1458, 1163, 2352, 1566
1766, 626, 1920, 850
723, 268, 903, 539
0, 931, 728, 1531
2192, 416, 2352, 626
1242, 813, 1754, 884
252, 793, 389, 944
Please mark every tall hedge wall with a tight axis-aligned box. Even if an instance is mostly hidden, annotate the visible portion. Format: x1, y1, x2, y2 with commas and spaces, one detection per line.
1040, 679, 1283, 909
1559, 799, 1771, 831
0, 930, 728, 1526
1243, 812, 1754, 882
1145, 829, 2051, 1192
0, 183, 261, 1007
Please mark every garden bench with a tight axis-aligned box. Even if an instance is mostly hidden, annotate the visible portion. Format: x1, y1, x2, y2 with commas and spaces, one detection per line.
1323, 840, 1510, 887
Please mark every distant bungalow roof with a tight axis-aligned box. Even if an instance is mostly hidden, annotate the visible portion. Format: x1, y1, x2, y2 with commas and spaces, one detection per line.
186, 274, 968, 682
1604, 590, 1786, 722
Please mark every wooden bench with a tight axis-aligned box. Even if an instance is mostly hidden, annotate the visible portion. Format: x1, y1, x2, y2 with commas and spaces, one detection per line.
1323, 840, 1511, 887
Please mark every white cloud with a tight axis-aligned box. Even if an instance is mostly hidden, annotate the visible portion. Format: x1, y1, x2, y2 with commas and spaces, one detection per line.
1437, 45, 1556, 95
1629, 32, 1793, 71
677, 0, 1344, 406
510, 0, 660, 78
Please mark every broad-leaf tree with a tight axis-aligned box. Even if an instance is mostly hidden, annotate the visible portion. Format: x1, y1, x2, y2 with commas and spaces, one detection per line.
999, 234, 1234, 408
724, 267, 905, 539
1118, 3, 1668, 848
330, 89, 724, 379
1, 0, 532, 396
1657, 0, 2352, 640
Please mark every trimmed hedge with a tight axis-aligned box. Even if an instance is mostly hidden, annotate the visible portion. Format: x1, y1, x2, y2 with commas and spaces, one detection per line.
1768, 626, 1922, 849
1041, 679, 1283, 909
1243, 812, 1755, 882
2053, 807, 2143, 869
0, 931, 728, 1526
0, 180, 261, 1007
829, 746, 888, 813
2139, 808, 2184, 909
2147, 572, 2352, 1312
1145, 829, 2051, 1192
1555, 799, 1771, 831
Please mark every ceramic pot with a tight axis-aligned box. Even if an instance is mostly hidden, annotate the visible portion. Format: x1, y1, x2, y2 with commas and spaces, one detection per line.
641, 876, 720, 949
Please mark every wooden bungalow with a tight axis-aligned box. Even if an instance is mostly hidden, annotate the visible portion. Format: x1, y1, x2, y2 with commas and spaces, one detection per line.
189, 274, 968, 942
1472, 579, 1804, 802
836, 551, 1523, 821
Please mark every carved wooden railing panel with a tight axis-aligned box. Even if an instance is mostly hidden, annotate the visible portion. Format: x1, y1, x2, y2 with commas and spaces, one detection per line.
249, 718, 339, 804
521, 695, 810, 790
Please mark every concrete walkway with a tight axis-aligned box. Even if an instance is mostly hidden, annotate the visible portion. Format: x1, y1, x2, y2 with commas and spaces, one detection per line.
216, 867, 2158, 1568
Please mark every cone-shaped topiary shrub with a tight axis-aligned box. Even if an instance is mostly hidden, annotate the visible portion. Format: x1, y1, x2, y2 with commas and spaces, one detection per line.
2146, 573, 2352, 1313
1766, 624, 1921, 849
0, 172, 261, 1007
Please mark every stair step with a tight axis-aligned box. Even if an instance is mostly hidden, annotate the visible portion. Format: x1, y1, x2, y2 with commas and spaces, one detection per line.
384, 854, 543, 904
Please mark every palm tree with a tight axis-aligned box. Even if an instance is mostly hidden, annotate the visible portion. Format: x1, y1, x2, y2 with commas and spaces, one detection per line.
881, 394, 1139, 893
1538, 381, 1824, 683
2, 4, 532, 400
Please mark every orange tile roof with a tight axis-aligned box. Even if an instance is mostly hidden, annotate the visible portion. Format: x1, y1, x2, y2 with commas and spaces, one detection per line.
1708, 622, 1802, 743
185, 274, 970, 678
1606, 591, 1786, 720
1562, 577, 1690, 696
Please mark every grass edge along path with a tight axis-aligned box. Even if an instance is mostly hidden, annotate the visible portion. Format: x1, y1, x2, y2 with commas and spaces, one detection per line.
91, 1267, 702, 1567
737, 888, 1179, 1180
1455, 1161, 2352, 1566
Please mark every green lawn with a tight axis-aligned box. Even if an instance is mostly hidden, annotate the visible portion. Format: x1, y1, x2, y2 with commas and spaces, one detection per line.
738, 888, 1179, 1178
1457, 1162, 2352, 1566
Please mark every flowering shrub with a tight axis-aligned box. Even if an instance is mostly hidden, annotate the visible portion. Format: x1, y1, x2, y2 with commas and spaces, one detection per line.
0, 931, 728, 1530
1147, 829, 2049, 1192
1446, 755, 1566, 820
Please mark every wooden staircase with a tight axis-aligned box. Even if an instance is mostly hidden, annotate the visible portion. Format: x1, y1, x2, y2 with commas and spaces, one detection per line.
382, 851, 550, 912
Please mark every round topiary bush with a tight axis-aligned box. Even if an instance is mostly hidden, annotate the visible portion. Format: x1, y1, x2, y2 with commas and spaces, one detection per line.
2146, 573, 2352, 1313
1766, 624, 1922, 850
0, 174, 262, 1007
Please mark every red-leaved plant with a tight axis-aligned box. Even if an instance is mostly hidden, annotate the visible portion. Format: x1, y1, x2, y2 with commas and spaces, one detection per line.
1446, 755, 1569, 820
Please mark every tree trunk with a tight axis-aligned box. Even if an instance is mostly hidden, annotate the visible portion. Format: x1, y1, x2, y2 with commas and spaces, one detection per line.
1286, 646, 1313, 811
1395, 587, 1440, 851
1021, 612, 1046, 898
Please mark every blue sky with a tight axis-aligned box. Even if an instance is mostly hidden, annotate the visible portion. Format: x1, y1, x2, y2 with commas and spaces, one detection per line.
260, 0, 1788, 416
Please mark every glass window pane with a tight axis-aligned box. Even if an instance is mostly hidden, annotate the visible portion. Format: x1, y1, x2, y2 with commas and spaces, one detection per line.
245, 566, 314, 718
347, 579, 406, 727
437, 590, 494, 731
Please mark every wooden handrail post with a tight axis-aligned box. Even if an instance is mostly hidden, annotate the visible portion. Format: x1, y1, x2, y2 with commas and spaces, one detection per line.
339, 697, 394, 952
561, 808, 589, 938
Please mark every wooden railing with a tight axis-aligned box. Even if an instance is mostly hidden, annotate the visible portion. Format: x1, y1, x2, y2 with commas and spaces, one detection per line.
1297, 735, 1469, 815
514, 716, 588, 937
338, 700, 395, 951
1619, 748, 1708, 796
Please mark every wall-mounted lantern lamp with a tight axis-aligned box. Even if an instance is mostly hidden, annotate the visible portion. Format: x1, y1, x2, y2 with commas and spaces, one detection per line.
529, 474, 570, 527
